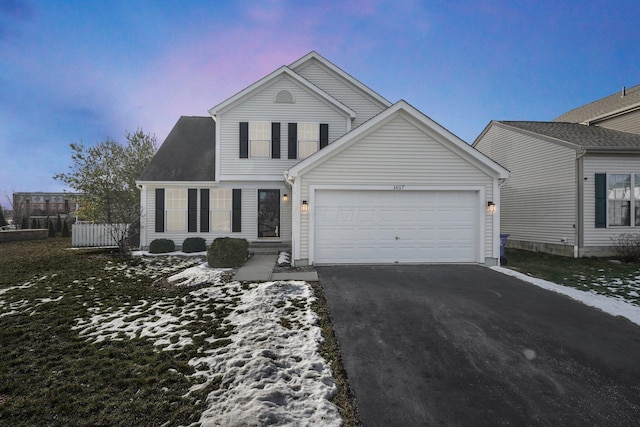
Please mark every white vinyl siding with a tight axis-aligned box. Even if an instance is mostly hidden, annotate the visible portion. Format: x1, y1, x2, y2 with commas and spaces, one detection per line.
474, 125, 577, 246
293, 59, 387, 128
139, 182, 292, 249
296, 116, 496, 262
218, 75, 348, 178
582, 155, 640, 247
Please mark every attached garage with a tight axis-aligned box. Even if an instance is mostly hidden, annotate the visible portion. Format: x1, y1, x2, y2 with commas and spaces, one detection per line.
286, 101, 510, 266
313, 189, 480, 263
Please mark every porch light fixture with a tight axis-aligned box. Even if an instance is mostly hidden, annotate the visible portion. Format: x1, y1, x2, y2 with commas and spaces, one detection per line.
282, 194, 289, 202
487, 201, 496, 214
301, 200, 309, 212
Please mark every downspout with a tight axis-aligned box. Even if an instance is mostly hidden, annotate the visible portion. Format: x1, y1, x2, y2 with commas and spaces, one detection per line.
575, 148, 587, 258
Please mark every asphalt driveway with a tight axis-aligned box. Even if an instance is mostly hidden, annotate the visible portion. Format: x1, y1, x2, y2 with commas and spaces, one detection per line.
317, 264, 640, 426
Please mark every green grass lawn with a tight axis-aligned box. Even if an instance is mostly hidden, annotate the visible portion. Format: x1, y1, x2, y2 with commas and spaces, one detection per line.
0, 238, 359, 427
505, 248, 640, 306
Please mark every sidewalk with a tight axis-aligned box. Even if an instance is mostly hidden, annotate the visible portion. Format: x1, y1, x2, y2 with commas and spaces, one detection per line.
233, 254, 318, 282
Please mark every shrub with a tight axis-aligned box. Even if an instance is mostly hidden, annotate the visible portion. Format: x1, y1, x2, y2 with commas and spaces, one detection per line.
55, 214, 63, 232
610, 234, 640, 263
0, 207, 7, 227
207, 237, 249, 268
62, 221, 70, 237
20, 217, 28, 229
182, 237, 207, 253
149, 238, 175, 254
30, 218, 38, 229
48, 220, 56, 237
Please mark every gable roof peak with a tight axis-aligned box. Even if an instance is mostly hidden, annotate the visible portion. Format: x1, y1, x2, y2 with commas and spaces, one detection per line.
208, 64, 356, 118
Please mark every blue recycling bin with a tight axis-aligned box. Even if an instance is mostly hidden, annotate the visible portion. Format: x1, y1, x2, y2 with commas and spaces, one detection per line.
500, 233, 510, 265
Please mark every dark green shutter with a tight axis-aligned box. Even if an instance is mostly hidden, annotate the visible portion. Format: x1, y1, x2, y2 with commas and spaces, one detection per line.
595, 173, 606, 228
271, 122, 280, 159
155, 189, 164, 233
200, 189, 209, 233
188, 189, 197, 232
232, 189, 242, 232
320, 123, 329, 149
288, 123, 297, 159
239, 122, 249, 158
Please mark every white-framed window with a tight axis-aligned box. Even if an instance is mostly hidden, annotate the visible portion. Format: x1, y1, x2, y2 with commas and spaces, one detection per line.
298, 122, 319, 159
607, 174, 640, 226
166, 188, 187, 231
250, 121, 271, 158
211, 189, 232, 231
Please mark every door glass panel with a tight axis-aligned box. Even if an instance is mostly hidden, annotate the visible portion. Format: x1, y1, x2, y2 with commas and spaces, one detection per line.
258, 189, 280, 238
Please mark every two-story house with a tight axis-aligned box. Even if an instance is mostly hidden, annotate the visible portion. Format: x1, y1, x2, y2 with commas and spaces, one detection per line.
137, 52, 509, 265
473, 84, 640, 257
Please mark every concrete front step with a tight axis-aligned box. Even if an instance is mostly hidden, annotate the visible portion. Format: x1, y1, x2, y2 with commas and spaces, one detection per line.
248, 242, 291, 255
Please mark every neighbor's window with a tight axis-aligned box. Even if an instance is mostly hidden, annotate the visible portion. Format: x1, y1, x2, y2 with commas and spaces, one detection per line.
211, 189, 232, 231
249, 121, 271, 158
166, 188, 187, 231
609, 174, 631, 226
298, 122, 319, 159
635, 174, 640, 226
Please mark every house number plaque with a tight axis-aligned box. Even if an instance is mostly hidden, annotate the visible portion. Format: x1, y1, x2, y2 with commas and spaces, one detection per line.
393, 185, 405, 190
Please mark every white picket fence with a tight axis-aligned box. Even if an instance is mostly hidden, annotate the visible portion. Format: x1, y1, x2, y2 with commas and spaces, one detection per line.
72, 223, 129, 247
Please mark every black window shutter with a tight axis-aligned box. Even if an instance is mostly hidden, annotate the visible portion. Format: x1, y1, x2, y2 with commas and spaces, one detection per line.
155, 189, 164, 233
595, 173, 607, 228
200, 189, 209, 233
320, 123, 329, 149
271, 122, 281, 159
232, 189, 242, 232
239, 122, 249, 158
187, 189, 197, 232
288, 123, 297, 159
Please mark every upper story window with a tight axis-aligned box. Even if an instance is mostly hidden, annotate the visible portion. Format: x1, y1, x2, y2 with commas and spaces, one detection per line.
249, 121, 271, 158
298, 122, 319, 159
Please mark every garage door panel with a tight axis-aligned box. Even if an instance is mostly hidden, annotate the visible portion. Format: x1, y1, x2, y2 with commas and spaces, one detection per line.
314, 190, 479, 264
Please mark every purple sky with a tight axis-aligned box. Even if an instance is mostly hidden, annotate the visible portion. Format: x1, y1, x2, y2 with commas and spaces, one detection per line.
1, 0, 639, 208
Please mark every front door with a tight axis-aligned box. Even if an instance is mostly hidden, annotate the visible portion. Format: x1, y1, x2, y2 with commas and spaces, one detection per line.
258, 189, 280, 238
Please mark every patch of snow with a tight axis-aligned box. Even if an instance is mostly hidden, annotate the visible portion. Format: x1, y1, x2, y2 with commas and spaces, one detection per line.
277, 251, 290, 265
493, 266, 640, 326
168, 264, 231, 288
191, 280, 340, 427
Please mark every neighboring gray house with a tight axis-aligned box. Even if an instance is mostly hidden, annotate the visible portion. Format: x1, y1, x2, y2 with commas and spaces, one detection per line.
137, 51, 509, 265
473, 84, 640, 257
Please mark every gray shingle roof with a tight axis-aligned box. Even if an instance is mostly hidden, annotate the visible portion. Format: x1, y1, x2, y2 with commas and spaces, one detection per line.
499, 121, 640, 151
138, 116, 215, 181
553, 84, 640, 123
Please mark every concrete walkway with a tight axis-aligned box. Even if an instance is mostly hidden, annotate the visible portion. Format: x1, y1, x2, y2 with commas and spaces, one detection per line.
233, 254, 318, 282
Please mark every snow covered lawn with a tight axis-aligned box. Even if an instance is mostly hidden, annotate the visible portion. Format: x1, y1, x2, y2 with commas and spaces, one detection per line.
73, 259, 341, 426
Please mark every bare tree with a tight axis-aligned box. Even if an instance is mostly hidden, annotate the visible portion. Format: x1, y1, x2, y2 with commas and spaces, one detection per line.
55, 129, 156, 256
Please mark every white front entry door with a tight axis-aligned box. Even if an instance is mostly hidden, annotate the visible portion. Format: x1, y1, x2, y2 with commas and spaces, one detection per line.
313, 190, 480, 264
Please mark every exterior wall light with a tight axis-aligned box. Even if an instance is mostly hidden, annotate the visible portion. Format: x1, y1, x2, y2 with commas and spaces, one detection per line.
487, 201, 496, 214
301, 200, 309, 212
282, 194, 289, 202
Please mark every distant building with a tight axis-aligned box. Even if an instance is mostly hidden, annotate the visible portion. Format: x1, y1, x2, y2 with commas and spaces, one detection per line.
12, 192, 82, 222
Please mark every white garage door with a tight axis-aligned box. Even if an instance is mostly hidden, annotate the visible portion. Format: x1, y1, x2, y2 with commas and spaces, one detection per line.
313, 190, 479, 264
